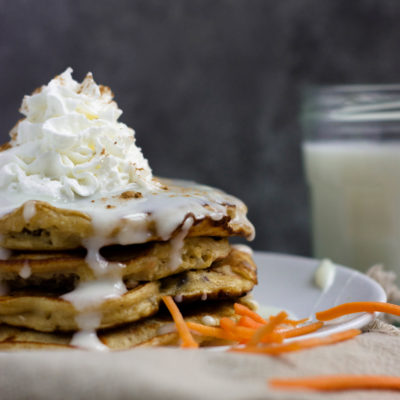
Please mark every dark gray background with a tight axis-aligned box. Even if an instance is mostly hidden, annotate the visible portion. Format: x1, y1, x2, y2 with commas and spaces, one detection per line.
1, 0, 400, 254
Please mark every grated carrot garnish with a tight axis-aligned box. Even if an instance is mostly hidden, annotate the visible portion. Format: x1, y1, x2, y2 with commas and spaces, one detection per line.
186, 322, 229, 340
316, 301, 400, 321
247, 311, 288, 347
238, 316, 264, 329
280, 322, 324, 339
269, 375, 400, 392
282, 317, 309, 327
231, 329, 361, 355
234, 325, 282, 344
161, 296, 199, 348
219, 317, 237, 340
234, 303, 267, 324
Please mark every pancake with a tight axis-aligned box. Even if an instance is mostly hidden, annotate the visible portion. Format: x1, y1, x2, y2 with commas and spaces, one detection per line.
0, 248, 257, 332
0, 179, 254, 251
0, 237, 230, 290
0, 69, 257, 351
0, 297, 255, 350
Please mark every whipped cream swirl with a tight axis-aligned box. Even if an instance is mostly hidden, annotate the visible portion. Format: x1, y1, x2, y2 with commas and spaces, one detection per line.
0, 68, 154, 200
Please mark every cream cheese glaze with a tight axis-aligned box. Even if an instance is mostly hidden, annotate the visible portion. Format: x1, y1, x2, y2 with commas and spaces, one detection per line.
0, 69, 255, 350
70, 312, 109, 351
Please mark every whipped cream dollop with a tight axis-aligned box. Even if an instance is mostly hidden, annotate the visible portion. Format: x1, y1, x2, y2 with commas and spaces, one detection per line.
0, 68, 154, 200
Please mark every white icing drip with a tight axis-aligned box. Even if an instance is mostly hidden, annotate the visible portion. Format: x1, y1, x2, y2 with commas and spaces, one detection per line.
64, 239, 126, 350
314, 259, 336, 292
232, 244, 253, 255
75, 311, 101, 330
201, 292, 207, 301
201, 315, 218, 326
157, 322, 176, 336
174, 294, 183, 303
19, 261, 31, 279
0, 247, 11, 260
70, 312, 108, 351
167, 217, 193, 271
22, 200, 36, 222
82, 237, 112, 275
245, 298, 259, 311
61, 275, 127, 311
70, 331, 109, 351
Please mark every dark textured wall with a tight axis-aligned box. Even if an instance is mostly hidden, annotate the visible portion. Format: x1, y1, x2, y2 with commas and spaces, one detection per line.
1, 0, 400, 254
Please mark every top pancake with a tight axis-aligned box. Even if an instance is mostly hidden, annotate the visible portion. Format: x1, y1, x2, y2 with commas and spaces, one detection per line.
0, 179, 254, 250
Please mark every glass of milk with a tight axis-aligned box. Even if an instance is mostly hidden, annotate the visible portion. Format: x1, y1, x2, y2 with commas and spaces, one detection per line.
302, 85, 400, 275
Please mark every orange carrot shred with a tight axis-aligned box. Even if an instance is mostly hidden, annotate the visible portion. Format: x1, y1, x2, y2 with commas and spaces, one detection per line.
220, 317, 236, 330
219, 317, 237, 340
281, 322, 324, 339
238, 316, 264, 329
231, 329, 361, 355
282, 317, 309, 327
247, 311, 288, 347
237, 326, 282, 343
316, 301, 400, 321
186, 322, 229, 340
234, 303, 267, 324
269, 375, 400, 391
161, 296, 199, 348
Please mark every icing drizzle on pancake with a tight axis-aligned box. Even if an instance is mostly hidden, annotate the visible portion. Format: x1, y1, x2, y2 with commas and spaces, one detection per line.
61, 275, 127, 311
18, 261, 31, 279
23, 201, 36, 222
166, 217, 193, 271
70, 312, 109, 351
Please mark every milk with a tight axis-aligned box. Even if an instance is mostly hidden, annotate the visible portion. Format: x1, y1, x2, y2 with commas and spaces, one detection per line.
303, 141, 400, 275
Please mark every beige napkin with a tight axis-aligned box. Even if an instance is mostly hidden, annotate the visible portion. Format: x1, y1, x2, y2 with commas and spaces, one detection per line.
0, 330, 400, 400
1, 266, 400, 400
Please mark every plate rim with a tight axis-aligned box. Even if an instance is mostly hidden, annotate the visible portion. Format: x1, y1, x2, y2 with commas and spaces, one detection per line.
252, 250, 387, 340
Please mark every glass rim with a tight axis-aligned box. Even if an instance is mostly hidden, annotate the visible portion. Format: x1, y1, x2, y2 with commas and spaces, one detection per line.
303, 83, 400, 94
301, 84, 400, 124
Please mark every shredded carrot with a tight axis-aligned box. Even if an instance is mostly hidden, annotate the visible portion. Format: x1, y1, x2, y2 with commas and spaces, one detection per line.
234, 303, 267, 324
217, 317, 279, 343
235, 326, 282, 343
238, 316, 264, 329
161, 296, 199, 348
247, 311, 288, 347
281, 322, 324, 339
282, 317, 309, 327
219, 317, 236, 331
316, 301, 400, 321
269, 375, 400, 391
230, 325, 256, 338
186, 322, 229, 340
219, 317, 237, 340
231, 329, 361, 355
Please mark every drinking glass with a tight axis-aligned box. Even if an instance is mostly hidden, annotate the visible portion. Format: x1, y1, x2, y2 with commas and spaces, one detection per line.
302, 85, 400, 276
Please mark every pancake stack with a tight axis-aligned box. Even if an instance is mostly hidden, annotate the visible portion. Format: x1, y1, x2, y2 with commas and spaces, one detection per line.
0, 180, 257, 350
0, 68, 257, 350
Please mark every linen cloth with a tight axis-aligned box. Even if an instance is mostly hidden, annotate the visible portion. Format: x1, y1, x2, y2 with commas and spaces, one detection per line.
0, 330, 400, 400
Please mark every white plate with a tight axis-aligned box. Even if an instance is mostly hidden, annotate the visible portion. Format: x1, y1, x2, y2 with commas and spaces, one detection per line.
251, 252, 387, 340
